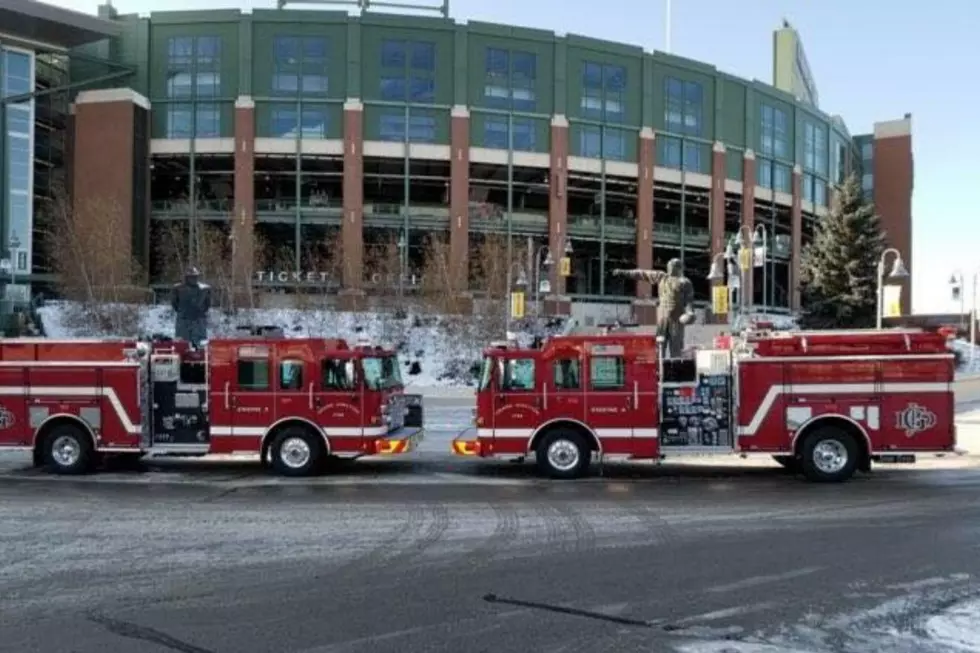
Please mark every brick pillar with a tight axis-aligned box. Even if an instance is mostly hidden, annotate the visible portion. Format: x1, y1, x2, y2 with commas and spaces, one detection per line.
707, 141, 727, 325
632, 127, 656, 325
790, 164, 803, 311
872, 116, 914, 315
233, 96, 256, 306
448, 105, 473, 313
545, 115, 571, 316
741, 149, 757, 308
340, 99, 366, 311
72, 89, 149, 292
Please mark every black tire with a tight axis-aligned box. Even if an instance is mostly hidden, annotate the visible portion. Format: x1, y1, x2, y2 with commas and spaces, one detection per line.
535, 429, 590, 480
800, 427, 859, 483
41, 424, 95, 475
269, 427, 325, 477
772, 455, 801, 473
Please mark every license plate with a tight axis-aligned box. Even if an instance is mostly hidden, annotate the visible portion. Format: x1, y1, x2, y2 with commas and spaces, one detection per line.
877, 454, 916, 464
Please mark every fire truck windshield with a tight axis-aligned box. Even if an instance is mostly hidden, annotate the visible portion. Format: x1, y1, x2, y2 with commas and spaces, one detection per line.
362, 356, 403, 390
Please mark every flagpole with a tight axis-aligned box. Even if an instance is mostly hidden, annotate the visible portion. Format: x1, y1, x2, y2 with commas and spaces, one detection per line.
665, 0, 672, 53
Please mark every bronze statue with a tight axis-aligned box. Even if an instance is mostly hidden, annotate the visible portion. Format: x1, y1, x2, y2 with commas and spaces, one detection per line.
613, 258, 695, 357
172, 266, 211, 346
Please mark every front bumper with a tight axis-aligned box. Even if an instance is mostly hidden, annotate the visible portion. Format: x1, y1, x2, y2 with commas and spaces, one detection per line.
373, 426, 425, 455
451, 426, 481, 456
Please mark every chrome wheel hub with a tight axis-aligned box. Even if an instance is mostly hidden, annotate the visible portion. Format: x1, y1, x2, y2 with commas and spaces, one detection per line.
813, 439, 848, 475
546, 439, 580, 472
280, 437, 312, 469
51, 435, 81, 468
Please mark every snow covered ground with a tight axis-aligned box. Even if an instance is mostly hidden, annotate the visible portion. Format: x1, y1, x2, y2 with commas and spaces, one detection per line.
37, 301, 504, 389
674, 574, 980, 652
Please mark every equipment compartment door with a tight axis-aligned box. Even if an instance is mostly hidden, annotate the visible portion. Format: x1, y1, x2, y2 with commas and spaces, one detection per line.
877, 357, 953, 451
229, 345, 274, 445
584, 346, 635, 456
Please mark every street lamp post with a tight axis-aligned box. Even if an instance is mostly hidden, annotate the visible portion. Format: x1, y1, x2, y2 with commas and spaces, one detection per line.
533, 238, 572, 317
707, 245, 742, 332
875, 247, 910, 329
397, 232, 407, 300
8, 231, 20, 303
504, 263, 528, 336
752, 224, 768, 316
949, 270, 978, 364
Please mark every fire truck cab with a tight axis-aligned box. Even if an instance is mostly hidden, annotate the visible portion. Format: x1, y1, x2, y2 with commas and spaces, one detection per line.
451, 325, 957, 483
0, 335, 423, 477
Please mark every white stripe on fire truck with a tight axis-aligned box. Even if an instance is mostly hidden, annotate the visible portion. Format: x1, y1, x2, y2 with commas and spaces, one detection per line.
477, 428, 659, 440
0, 386, 141, 434
738, 382, 950, 437
208, 426, 391, 438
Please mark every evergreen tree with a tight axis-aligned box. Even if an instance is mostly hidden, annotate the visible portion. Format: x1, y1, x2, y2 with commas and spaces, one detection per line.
798, 173, 886, 329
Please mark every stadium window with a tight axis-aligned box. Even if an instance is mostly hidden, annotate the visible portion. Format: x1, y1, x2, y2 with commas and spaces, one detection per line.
580, 61, 625, 122
664, 77, 702, 137
483, 47, 537, 111
380, 39, 436, 104
273, 36, 328, 96
379, 112, 436, 143
774, 163, 791, 193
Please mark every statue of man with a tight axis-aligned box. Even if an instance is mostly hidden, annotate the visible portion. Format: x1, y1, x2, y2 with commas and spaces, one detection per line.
613, 258, 695, 357
172, 266, 211, 346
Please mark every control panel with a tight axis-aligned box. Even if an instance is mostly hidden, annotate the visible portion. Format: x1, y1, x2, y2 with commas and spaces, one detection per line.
660, 348, 732, 448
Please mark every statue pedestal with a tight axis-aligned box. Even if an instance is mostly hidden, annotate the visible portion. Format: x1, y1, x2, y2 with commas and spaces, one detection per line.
632, 299, 658, 325
543, 294, 571, 316
337, 288, 367, 312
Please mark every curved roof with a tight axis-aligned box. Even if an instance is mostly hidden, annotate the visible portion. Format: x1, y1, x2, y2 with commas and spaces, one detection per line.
0, 0, 117, 50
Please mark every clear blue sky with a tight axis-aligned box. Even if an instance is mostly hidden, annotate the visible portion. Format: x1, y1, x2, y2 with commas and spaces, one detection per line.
52, 0, 975, 314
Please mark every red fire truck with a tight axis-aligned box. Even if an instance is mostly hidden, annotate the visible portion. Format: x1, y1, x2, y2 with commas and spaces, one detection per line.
0, 336, 423, 476
451, 325, 957, 482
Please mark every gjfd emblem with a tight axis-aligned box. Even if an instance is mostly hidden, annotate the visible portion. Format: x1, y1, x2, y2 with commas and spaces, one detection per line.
0, 406, 15, 430
895, 403, 937, 438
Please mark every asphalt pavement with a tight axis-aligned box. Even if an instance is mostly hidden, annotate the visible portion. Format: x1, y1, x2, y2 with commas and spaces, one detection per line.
1, 469, 980, 652
2, 399, 980, 652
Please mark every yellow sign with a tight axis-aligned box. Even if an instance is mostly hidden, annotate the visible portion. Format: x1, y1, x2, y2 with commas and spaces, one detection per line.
883, 284, 902, 318
738, 248, 751, 270
559, 256, 571, 277
510, 291, 525, 319
712, 285, 729, 315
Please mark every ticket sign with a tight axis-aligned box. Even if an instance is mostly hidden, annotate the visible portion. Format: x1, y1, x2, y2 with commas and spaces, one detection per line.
712, 285, 729, 315
510, 291, 525, 319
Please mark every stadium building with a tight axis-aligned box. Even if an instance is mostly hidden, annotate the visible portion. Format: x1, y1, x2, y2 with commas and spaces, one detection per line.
1, 0, 914, 322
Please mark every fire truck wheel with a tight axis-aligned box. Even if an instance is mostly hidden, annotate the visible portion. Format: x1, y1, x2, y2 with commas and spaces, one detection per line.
41, 424, 94, 475
535, 429, 590, 480
800, 427, 859, 483
269, 427, 325, 477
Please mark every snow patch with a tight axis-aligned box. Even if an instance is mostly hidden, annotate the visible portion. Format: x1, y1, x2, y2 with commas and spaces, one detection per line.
36, 301, 570, 389
925, 599, 980, 652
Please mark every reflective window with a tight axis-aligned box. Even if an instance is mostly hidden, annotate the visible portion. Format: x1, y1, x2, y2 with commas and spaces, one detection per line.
578, 125, 626, 160
658, 136, 700, 172
379, 112, 436, 143
861, 142, 873, 160
500, 359, 536, 391
580, 61, 626, 122
484, 117, 536, 151
590, 356, 625, 390
270, 104, 328, 139
165, 36, 223, 136
380, 39, 436, 105
759, 104, 789, 159
483, 47, 537, 111
664, 76, 701, 137
272, 36, 329, 98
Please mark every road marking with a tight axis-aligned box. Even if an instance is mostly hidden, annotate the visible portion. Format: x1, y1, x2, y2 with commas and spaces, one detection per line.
706, 566, 822, 593
668, 601, 778, 625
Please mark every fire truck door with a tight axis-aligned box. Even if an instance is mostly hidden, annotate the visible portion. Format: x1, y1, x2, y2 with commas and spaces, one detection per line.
584, 347, 635, 455
315, 353, 363, 442
492, 355, 541, 447
230, 345, 274, 441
